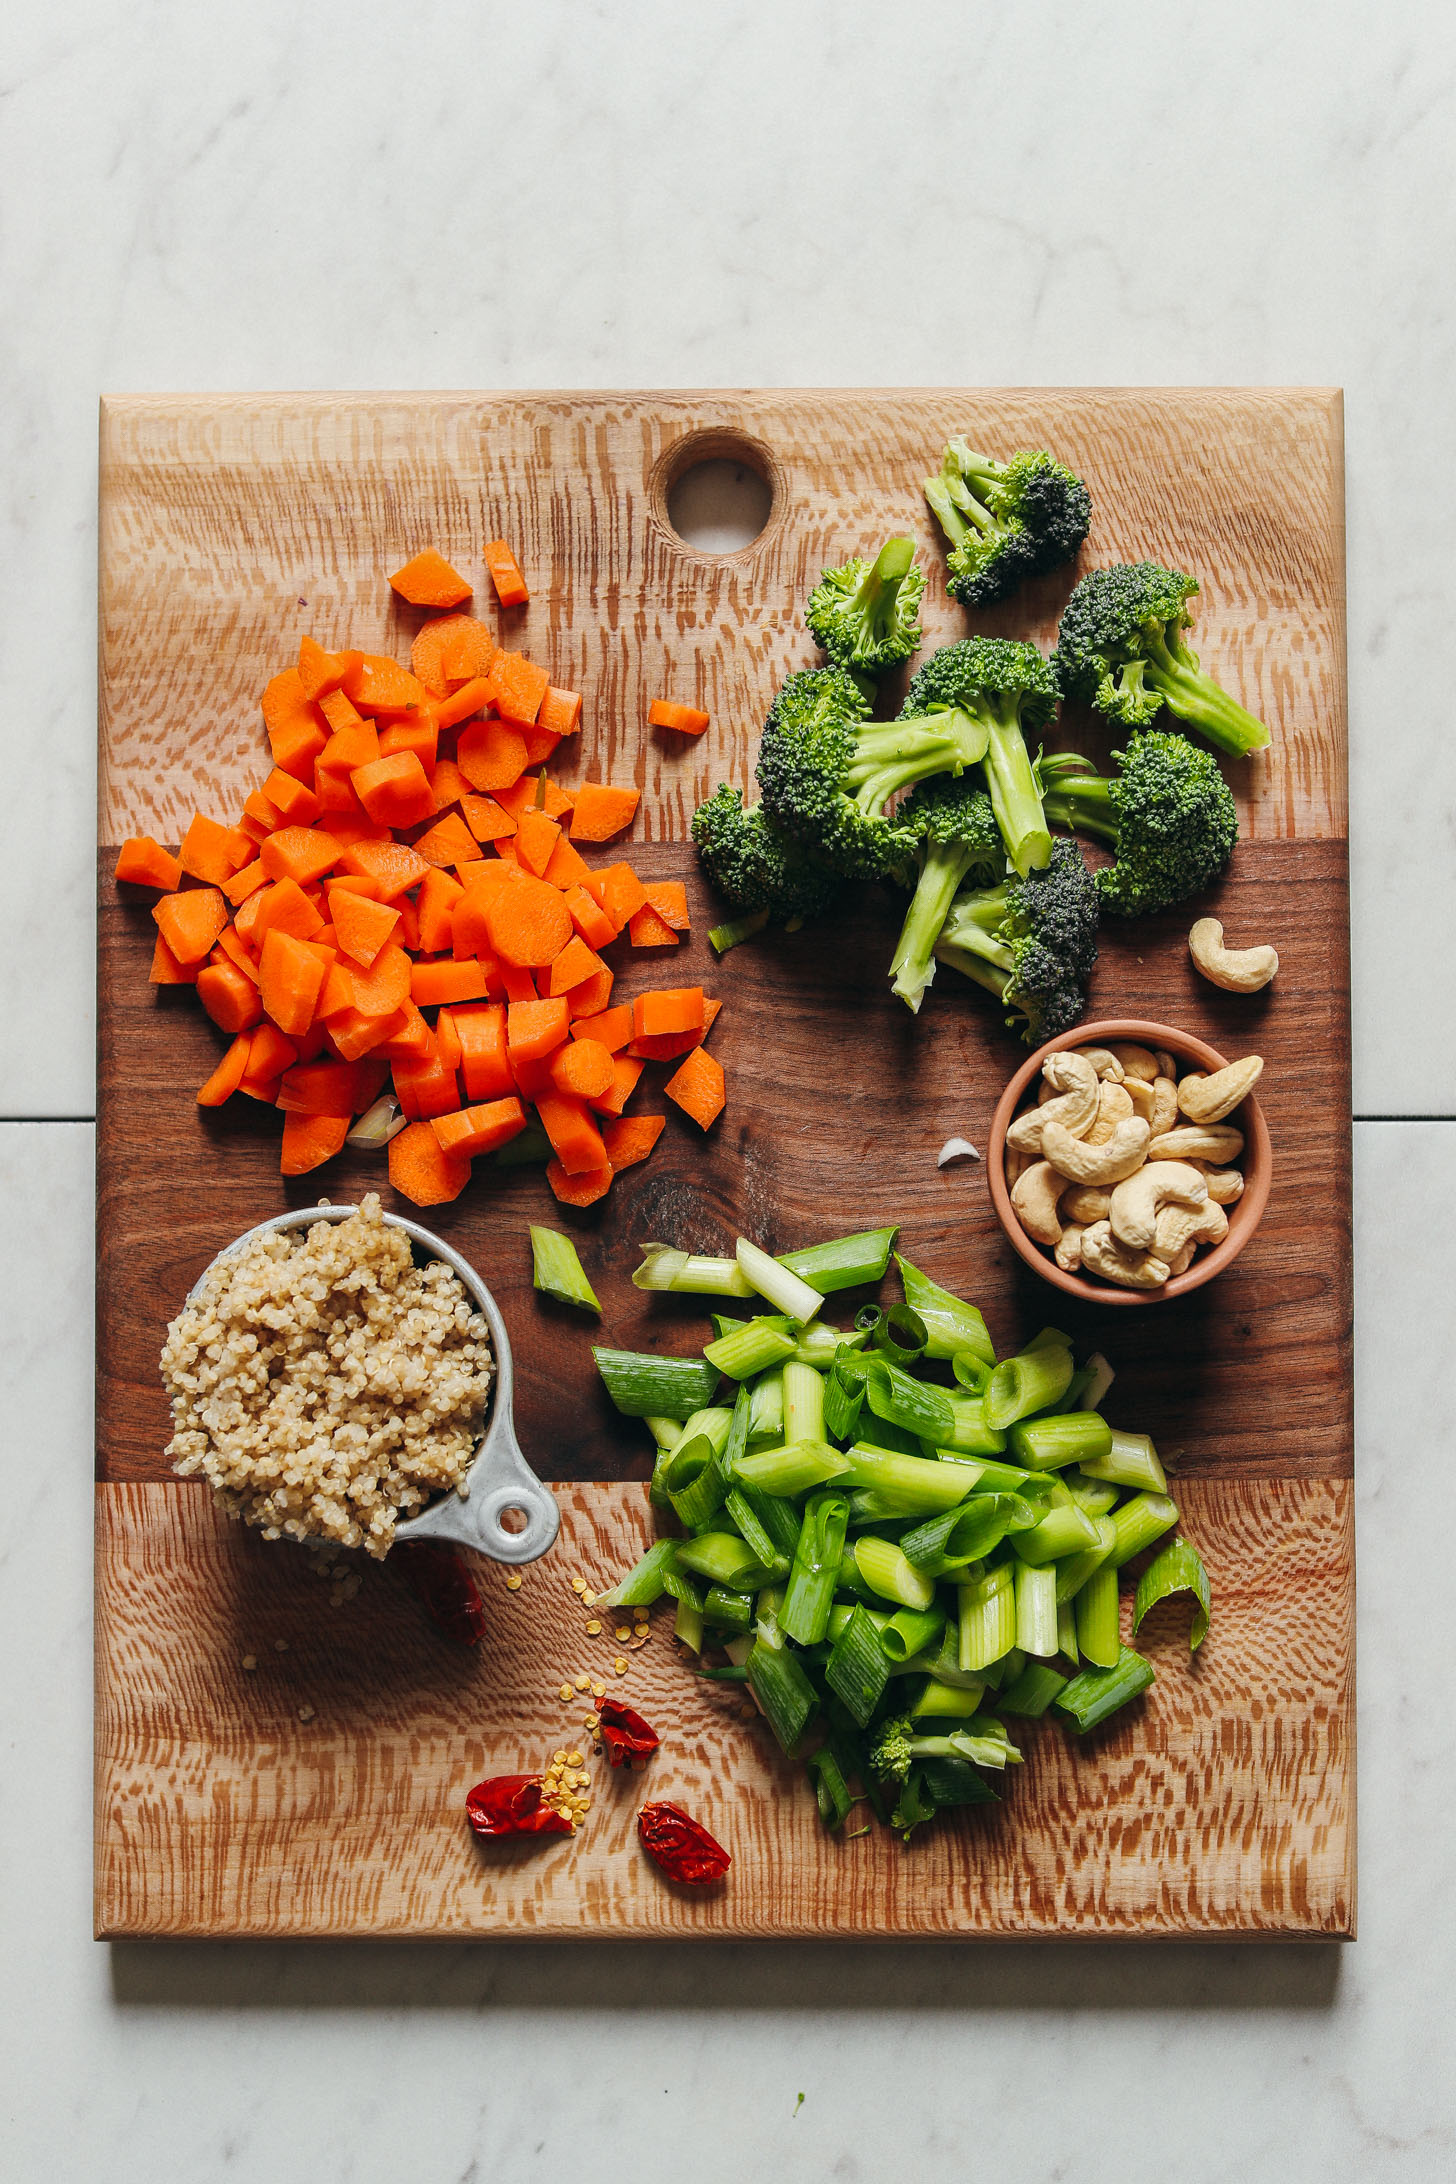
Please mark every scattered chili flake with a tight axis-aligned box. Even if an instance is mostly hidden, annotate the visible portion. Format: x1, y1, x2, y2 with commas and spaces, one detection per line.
638, 1801, 731, 1886
466, 1773, 574, 1839
594, 1697, 660, 1768
396, 1542, 486, 1646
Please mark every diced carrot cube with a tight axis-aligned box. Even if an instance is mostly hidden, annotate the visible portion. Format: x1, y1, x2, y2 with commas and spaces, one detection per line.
569, 783, 641, 843
664, 1048, 725, 1130
601, 1114, 667, 1168
628, 904, 681, 949
483, 539, 530, 608
389, 550, 472, 609
115, 836, 183, 891
570, 1004, 633, 1054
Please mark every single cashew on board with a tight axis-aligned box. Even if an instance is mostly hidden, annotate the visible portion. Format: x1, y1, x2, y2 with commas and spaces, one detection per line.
1177, 1054, 1264, 1126
1011, 1161, 1065, 1246
1041, 1115, 1151, 1186
1188, 917, 1279, 993
1080, 1221, 1171, 1290
1108, 1160, 1208, 1253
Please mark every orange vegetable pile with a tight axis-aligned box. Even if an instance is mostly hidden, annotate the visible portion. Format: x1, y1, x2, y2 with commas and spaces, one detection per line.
115, 547, 728, 1209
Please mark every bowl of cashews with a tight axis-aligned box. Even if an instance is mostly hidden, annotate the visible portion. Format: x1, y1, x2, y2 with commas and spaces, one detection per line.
987, 1017, 1272, 1304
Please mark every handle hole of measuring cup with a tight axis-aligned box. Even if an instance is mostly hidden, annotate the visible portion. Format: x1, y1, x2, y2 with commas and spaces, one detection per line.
498, 1505, 529, 1535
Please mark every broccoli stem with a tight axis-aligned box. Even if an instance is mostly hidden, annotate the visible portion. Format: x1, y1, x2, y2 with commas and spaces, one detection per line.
1143, 629, 1270, 757
890, 841, 988, 1013
1041, 777, 1119, 846
847, 536, 917, 650
845, 714, 985, 818
982, 694, 1053, 875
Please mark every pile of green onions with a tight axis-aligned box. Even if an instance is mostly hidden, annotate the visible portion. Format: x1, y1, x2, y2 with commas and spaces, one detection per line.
592, 1229, 1211, 1841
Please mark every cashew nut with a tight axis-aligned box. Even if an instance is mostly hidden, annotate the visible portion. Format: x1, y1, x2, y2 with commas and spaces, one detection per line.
1188, 917, 1279, 994
1151, 1074, 1179, 1135
1164, 1241, 1196, 1277
1107, 1160, 1208, 1252
1122, 1075, 1155, 1124
1194, 1163, 1245, 1205
1008, 1053, 1101, 1153
1060, 1184, 1112, 1224
1085, 1079, 1135, 1145
1054, 1223, 1085, 1273
1080, 1220, 1171, 1290
1147, 1123, 1245, 1164
1177, 1055, 1264, 1125
1044, 1050, 1098, 1099
1076, 1047, 1126, 1083
1107, 1042, 1159, 1081
1153, 1195, 1229, 1260
1011, 1161, 1065, 1246
1154, 1049, 1178, 1081
1004, 1146, 1031, 1190
1041, 1115, 1151, 1185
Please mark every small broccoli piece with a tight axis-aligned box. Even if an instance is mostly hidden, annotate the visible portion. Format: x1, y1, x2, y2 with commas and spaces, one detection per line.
870, 1712, 1015, 1836
756, 666, 989, 881
889, 779, 1005, 1014
690, 783, 843, 929
1039, 732, 1239, 917
805, 535, 925, 675
924, 440, 1092, 606
1052, 561, 1271, 758
902, 638, 1059, 878
934, 837, 1100, 1044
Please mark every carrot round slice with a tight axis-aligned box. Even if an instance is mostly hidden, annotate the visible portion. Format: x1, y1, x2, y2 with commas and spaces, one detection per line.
457, 720, 529, 794
347, 941, 412, 1019
389, 550, 472, 609
485, 875, 573, 968
549, 1038, 615, 1100
546, 1159, 613, 1207
388, 1119, 471, 1206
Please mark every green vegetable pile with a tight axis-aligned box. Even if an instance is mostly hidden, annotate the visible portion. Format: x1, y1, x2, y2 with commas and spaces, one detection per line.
592, 1228, 1211, 1844
692, 435, 1270, 1038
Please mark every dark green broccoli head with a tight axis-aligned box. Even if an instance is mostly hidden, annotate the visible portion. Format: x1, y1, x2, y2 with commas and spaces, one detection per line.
805, 535, 925, 675
1053, 561, 1199, 724
690, 782, 843, 923
903, 637, 1059, 732
936, 837, 1101, 1044
1040, 732, 1238, 917
925, 442, 1092, 607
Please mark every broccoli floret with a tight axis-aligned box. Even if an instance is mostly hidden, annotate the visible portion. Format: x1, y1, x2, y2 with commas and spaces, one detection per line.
934, 837, 1100, 1044
1039, 732, 1239, 917
924, 440, 1092, 606
1052, 562, 1271, 759
870, 1713, 1017, 1837
902, 638, 1058, 879
756, 666, 989, 881
805, 535, 925, 675
691, 783, 843, 930
889, 779, 1005, 1014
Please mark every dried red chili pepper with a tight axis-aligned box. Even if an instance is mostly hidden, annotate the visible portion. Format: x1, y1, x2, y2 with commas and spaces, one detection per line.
637, 1800, 731, 1885
396, 1542, 486, 1646
465, 1774, 574, 1839
594, 1697, 661, 1768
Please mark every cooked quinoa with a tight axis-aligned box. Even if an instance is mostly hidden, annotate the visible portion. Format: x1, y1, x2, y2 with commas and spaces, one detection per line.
161, 1194, 493, 1557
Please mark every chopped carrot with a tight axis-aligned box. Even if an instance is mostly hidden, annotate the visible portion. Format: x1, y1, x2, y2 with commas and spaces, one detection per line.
338, 837, 430, 898
602, 1115, 667, 1168
549, 1038, 615, 1100
644, 880, 690, 932
569, 782, 641, 843
543, 832, 593, 892
260, 825, 344, 888
537, 686, 582, 737
343, 941, 412, 1020
570, 1003, 633, 1054
665, 1048, 725, 1130
563, 884, 619, 951
485, 875, 573, 968
484, 539, 530, 607
546, 936, 604, 997
197, 1031, 252, 1106
221, 857, 267, 908
520, 725, 561, 767
180, 813, 255, 885
378, 714, 439, 771
115, 837, 183, 891
460, 792, 515, 843
629, 997, 723, 1061
457, 719, 529, 794
264, 768, 323, 826
391, 1049, 460, 1119
563, 963, 615, 1020
280, 1111, 351, 1176
430, 675, 494, 732
412, 812, 482, 869
632, 988, 704, 1040
429, 757, 473, 814
377, 998, 435, 1061
153, 887, 228, 967
327, 888, 401, 969
513, 805, 560, 878
453, 1002, 512, 1101
253, 876, 325, 944
584, 862, 648, 929
485, 651, 549, 726
590, 1052, 644, 1118
416, 867, 465, 953
319, 688, 370, 738
239, 1021, 300, 1096
648, 699, 710, 735
341, 654, 432, 717
196, 959, 263, 1036
535, 1091, 609, 1176
214, 925, 261, 986
329, 1006, 406, 1061
351, 751, 436, 829
277, 1059, 386, 1114
239, 798, 280, 845
431, 1096, 529, 1159
546, 1159, 613, 1207
149, 932, 196, 984
259, 927, 329, 1037
411, 958, 493, 1007
507, 996, 570, 1066
262, 671, 328, 778
389, 550, 472, 609
628, 903, 681, 949
496, 773, 574, 822
388, 1119, 471, 1206
412, 613, 496, 696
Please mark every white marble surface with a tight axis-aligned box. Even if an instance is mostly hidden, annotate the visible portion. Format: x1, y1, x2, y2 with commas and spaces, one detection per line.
4, 0, 1455, 2176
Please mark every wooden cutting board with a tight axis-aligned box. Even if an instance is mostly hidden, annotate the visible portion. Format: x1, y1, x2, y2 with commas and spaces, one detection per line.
95, 389, 1353, 1940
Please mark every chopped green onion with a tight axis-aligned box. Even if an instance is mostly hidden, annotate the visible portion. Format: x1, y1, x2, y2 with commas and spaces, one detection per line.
1010, 1496, 1102, 1566
1053, 1514, 1119, 1604
935, 1395, 1007, 1455
644, 1415, 683, 1451
1056, 1645, 1156, 1731
674, 1595, 705, 1652
1063, 1469, 1120, 1518
660, 1556, 706, 1613
826, 1601, 890, 1644
924, 1622, 990, 1690
910, 1676, 985, 1719
709, 907, 771, 954
703, 1585, 755, 1632
834, 1547, 880, 1604
782, 1361, 826, 1445
1014, 1559, 1059, 1657
880, 1605, 946, 1663
838, 1443, 978, 1516
860, 1357, 955, 1444
984, 1340, 1075, 1432
747, 1374, 783, 1444
899, 1493, 1039, 1577
346, 1092, 406, 1148
927, 1455, 1051, 1499
787, 1322, 869, 1368
632, 1245, 754, 1297
732, 1440, 850, 1496
696, 1662, 750, 1681
1074, 1563, 1121, 1667
727, 1481, 801, 1559
664, 1434, 727, 1531
894, 1254, 995, 1364
853, 1536, 937, 1611
724, 1633, 753, 1666
490, 1118, 552, 1165
1133, 1536, 1211, 1650
824, 1352, 866, 1442
1008, 1411, 1114, 1472
1076, 1428, 1168, 1493
589, 1539, 680, 1610
977, 1644, 1025, 1692
754, 1584, 786, 1647
529, 1225, 601, 1314
1074, 1351, 1115, 1411
1105, 1491, 1180, 1570
778, 1228, 900, 1292
675, 1532, 770, 1589
806, 1745, 854, 1830
747, 1636, 818, 1754
780, 1493, 851, 1645
825, 1604, 892, 1726
870, 1302, 929, 1366
593, 1347, 720, 1420
703, 1318, 799, 1379
957, 1563, 1017, 1671
648, 1439, 676, 1508
950, 1351, 993, 1395
736, 1237, 824, 1323
998, 1661, 1069, 1718
919, 1755, 999, 1808
1056, 1598, 1080, 1664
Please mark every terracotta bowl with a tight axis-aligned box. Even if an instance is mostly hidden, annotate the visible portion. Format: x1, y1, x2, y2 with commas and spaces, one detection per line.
986, 1017, 1272, 1306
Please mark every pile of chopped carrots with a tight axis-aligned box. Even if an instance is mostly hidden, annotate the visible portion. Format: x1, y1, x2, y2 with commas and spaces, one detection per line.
114, 548, 727, 1209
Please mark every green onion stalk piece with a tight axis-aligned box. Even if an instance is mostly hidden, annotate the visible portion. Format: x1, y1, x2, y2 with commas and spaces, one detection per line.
593, 1347, 721, 1420
880, 1604, 947, 1663
703, 1585, 755, 1632
1056, 1645, 1156, 1732
732, 1440, 851, 1497
934, 1395, 1005, 1455
825, 1603, 892, 1727
924, 1621, 991, 1691
899, 1493, 1039, 1577
1014, 1559, 1059, 1658
1053, 1514, 1119, 1604
1010, 1496, 1102, 1567
1105, 1491, 1180, 1570
826, 1601, 891, 1645
747, 1635, 819, 1754
998, 1661, 1069, 1718
984, 1340, 1075, 1432
927, 1454, 1049, 1499
780, 1492, 852, 1646
747, 1374, 784, 1444
958, 1563, 1017, 1672
648, 1439, 677, 1509
910, 1676, 986, 1720
1063, 1469, 1120, 1518
674, 1595, 705, 1652
1077, 1428, 1168, 1494
664, 1434, 727, 1532
782, 1360, 827, 1446
1008, 1411, 1114, 1473
837, 1443, 979, 1516
675, 1532, 771, 1590
736, 1237, 824, 1323
806, 1745, 854, 1830
871, 1302, 929, 1366
644, 1415, 683, 1451
726, 1480, 801, 1560
778, 1228, 900, 1293
1133, 1536, 1211, 1650
632, 1245, 755, 1297
589, 1539, 680, 1610
824, 1352, 866, 1442
919, 1756, 1000, 1810
834, 1548, 881, 1604
754, 1584, 786, 1649
1074, 1563, 1121, 1667
853, 1535, 937, 1611
894, 1255, 995, 1365
709, 907, 771, 955
787, 1322, 870, 1368
977, 1643, 1026, 1693
858, 1356, 955, 1444
529, 1226, 601, 1314
660, 1556, 706, 1613
703, 1319, 799, 1380
951, 1351, 993, 1395
1056, 1598, 1080, 1665
1074, 1351, 1115, 1412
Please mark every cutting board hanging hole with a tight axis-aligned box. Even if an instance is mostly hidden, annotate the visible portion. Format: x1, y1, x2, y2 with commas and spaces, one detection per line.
655, 428, 779, 557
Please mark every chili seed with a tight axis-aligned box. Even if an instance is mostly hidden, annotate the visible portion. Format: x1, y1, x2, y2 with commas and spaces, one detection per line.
570, 1576, 588, 1594
297, 1705, 315, 1722
613, 1658, 628, 1675
592, 1681, 606, 1699
505, 1575, 522, 1592
558, 1683, 574, 1701
574, 1673, 591, 1693
241, 1654, 257, 1671
586, 1619, 602, 1635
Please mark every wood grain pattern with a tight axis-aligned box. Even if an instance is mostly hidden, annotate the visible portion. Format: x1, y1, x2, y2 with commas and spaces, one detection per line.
96, 388, 1353, 1940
